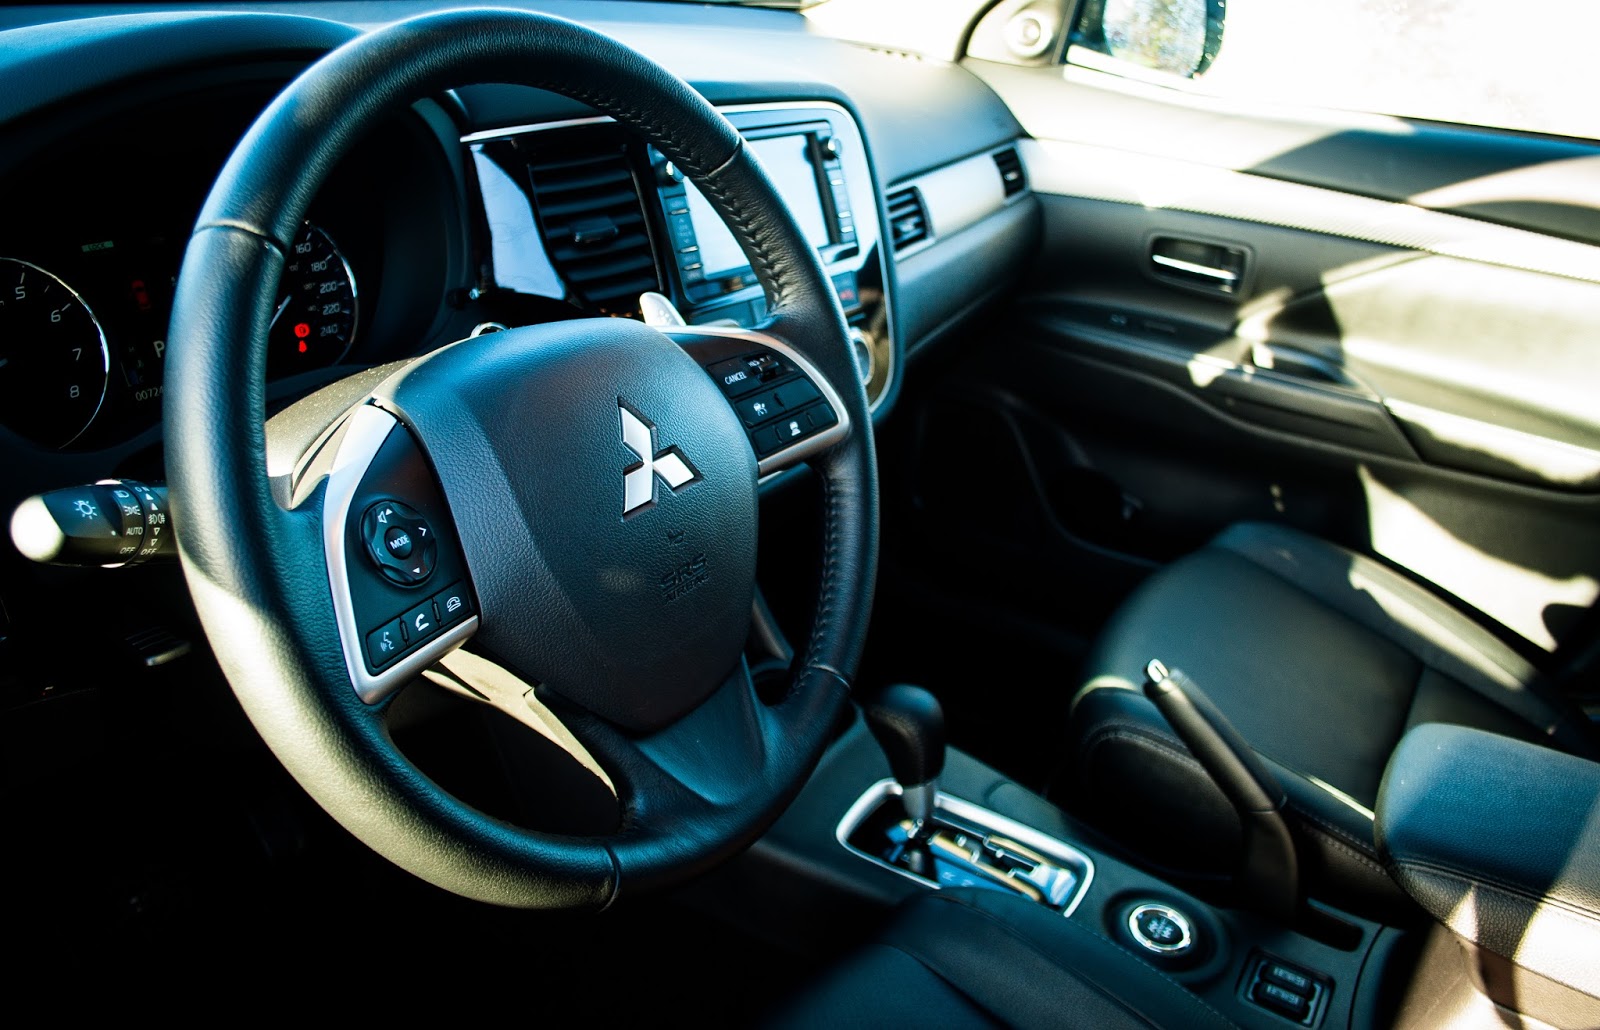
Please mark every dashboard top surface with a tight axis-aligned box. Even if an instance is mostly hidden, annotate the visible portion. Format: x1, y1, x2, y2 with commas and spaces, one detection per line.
0, 1, 1024, 187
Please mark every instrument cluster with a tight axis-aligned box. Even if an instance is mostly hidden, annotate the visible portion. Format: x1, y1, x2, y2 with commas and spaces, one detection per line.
0, 82, 384, 452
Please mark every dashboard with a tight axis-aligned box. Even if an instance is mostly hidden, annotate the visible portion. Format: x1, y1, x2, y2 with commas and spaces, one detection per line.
0, 0, 1040, 643
0, 76, 462, 456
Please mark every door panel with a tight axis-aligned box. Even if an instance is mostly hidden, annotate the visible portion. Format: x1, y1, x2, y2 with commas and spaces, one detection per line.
919, 60, 1600, 654
976, 63, 1600, 248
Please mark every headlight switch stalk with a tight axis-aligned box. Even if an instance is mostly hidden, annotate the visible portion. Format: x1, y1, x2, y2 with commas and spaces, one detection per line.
10, 479, 174, 567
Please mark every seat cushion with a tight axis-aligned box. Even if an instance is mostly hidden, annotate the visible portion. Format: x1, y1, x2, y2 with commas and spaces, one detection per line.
768, 889, 1237, 1029
1062, 522, 1594, 916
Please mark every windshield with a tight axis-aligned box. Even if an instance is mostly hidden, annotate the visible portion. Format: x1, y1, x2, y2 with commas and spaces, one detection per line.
650, 0, 827, 7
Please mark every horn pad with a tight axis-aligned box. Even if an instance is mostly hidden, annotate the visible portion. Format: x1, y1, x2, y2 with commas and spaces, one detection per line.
377, 318, 758, 731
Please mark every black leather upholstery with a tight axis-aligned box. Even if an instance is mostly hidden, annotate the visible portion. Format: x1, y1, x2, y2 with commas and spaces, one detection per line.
1379, 723, 1600, 1001
1063, 522, 1596, 915
771, 889, 1237, 1029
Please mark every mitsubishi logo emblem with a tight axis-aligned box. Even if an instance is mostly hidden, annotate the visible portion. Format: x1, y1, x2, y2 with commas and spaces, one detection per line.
619, 400, 699, 517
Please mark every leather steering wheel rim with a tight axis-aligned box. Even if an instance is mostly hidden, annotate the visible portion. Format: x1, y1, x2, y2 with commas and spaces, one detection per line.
164, 9, 877, 908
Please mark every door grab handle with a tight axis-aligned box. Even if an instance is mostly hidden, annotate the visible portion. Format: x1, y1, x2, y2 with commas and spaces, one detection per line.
1150, 253, 1239, 283
1249, 342, 1355, 388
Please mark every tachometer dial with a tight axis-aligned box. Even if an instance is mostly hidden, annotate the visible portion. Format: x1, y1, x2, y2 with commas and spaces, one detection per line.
268, 223, 358, 377
0, 258, 111, 449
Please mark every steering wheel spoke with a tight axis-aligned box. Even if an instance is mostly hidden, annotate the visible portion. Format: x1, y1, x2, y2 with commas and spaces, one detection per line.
423, 648, 616, 796
551, 659, 849, 892
320, 401, 481, 704
666, 325, 852, 477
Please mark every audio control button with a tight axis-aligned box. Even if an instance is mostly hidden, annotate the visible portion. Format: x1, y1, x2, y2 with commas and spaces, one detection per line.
403, 599, 438, 642
362, 499, 438, 586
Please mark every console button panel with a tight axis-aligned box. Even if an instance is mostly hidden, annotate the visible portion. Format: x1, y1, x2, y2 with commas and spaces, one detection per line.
703, 349, 839, 458
1242, 953, 1329, 1026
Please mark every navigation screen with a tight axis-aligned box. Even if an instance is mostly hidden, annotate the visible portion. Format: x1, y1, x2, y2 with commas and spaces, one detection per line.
684, 134, 832, 279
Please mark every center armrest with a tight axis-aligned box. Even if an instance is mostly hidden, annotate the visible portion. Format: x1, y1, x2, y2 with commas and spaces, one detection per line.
1376, 723, 1600, 1000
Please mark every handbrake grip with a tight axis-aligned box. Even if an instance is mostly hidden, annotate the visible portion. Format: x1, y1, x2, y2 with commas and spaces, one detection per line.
1143, 659, 1299, 922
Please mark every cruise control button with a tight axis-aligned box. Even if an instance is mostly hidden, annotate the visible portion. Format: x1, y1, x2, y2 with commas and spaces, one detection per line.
771, 378, 820, 411
736, 390, 783, 426
707, 356, 764, 398
432, 582, 471, 626
806, 402, 838, 431
365, 619, 405, 667
403, 599, 438, 641
750, 353, 785, 382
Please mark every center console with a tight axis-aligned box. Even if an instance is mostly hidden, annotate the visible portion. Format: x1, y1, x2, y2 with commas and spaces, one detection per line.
685, 685, 1405, 1030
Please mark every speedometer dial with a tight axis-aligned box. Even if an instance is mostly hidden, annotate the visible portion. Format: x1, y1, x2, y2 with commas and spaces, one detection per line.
268, 223, 358, 377
0, 258, 111, 449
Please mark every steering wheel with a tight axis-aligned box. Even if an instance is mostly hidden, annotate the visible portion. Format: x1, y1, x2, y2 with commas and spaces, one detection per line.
163, 9, 877, 908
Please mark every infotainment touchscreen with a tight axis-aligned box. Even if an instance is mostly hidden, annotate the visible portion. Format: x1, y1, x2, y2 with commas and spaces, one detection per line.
683, 135, 833, 279
656, 124, 858, 302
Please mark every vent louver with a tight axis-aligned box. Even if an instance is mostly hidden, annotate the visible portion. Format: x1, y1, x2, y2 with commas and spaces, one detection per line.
886, 187, 929, 252
527, 139, 659, 315
994, 147, 1026, 197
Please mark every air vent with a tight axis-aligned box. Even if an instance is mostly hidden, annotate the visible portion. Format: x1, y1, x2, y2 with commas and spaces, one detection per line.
886, 187, 929, 252
994, 148, 1026, 197
854, 43, 925, 62
527, 137, 659, 316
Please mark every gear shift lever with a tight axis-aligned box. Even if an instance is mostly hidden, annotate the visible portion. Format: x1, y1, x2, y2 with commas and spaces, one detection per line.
865, 684, 946, 838
849, 684, 1093, 913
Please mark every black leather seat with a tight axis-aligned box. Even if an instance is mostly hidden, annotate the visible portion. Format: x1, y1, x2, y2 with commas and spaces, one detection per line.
1063, 522, 1597, 915
770, 888, 1236, 1028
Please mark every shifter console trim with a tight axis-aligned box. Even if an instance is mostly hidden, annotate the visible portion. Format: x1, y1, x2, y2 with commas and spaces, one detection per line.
836, 778, 1096, 917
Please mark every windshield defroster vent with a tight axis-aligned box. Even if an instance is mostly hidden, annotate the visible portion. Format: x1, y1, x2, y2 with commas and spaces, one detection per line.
994, 147, 1026, 197
527, 136, 660, 317
886, 187, 929, 253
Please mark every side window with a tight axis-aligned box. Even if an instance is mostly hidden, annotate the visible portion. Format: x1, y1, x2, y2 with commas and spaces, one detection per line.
970, 0, 1600, 141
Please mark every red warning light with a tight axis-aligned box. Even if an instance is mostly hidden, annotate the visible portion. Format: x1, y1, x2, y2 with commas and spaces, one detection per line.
293, 322, 311, 339
298, 341, 308, 354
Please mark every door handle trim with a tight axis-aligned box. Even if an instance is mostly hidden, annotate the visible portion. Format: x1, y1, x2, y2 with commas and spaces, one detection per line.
1150, 253, 1239, 283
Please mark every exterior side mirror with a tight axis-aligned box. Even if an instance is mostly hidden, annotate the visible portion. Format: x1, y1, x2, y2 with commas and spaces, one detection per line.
1073, 0, 1226, 79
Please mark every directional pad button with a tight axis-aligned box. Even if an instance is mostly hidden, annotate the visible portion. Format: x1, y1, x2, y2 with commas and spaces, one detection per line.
362, 499, 438, 586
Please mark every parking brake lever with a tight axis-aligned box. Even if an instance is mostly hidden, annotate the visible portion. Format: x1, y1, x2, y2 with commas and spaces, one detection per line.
1143, 659, 1299, 922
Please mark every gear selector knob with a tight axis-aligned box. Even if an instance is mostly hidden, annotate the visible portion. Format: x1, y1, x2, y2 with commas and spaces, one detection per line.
865, 684, 946, 835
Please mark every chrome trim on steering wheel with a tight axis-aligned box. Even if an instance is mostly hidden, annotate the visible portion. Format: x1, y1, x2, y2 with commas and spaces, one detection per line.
664, 324, 852, 477
322, 402, 479, 704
